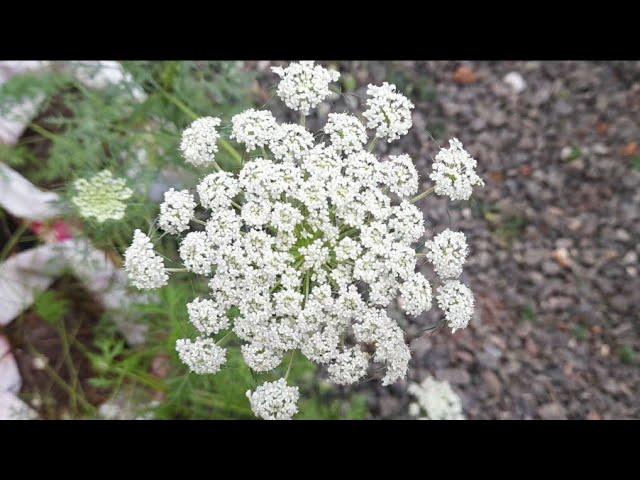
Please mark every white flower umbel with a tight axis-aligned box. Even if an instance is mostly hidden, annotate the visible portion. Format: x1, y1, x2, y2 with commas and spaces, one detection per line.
246, 378, 300, 420
72, 170, 133, 222
399, 273, 432, 316
436, 280, 475, 332
197, 171, 240, 209
231, 109, 278, 151
124, 61, 484, 419
408, 376, 464, 420
179, 231, 215, 275
272, 61, 340, 115
323, 113, 367, 154
176, 337, 226, 375
384, 154, 419, 198
429, 138, 484, 201
180, 116, 221, 166
124, 229, 168, 290
187, 297, 229, 335
327, 348, 370, 385
158, 188, 196, 234
269, 123, 315, 162
425, 229, 469, 279
363, 82, 414, 142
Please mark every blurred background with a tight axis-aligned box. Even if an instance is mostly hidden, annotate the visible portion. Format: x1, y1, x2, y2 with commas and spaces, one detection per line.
0, 61, 638, 419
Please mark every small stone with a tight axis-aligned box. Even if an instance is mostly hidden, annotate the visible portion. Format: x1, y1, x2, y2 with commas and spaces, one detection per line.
481, 370, 502, 396
552, 248, 573, 269
437, 368, 471, 385
503, 72, 526, 94
538, 402, 567, 420
453, 66, 478, 85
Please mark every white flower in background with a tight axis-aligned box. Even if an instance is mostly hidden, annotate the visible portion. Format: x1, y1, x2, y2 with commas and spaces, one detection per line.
246, 378, 300, 420
272, 61, 340, 115
124, 61, 484, 420
231, 109, 278, 151
425, 229, 469, 279
429, 137, 484, 201
176, 337, 226, 375
323, 113, 367, 154
124, 229, 168, 290
187, 297, 229, 335
158, 188, 196, 234
363, 82, 414, 142
72, 170, 133, 222
180, 116, 221, 166
408, 376, 464, 420
399, 273, 432, 316
436, 280, 475, 332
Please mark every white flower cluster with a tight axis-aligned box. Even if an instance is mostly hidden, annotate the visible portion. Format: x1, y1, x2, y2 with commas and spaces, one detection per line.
124, 230, 168, 290
272, 61, 340, 115
175, 337, 226, 375
430, 138, 484, 201
124, 61, 484, 420
408, 376, 465, 420
158, 188, 196, 234
363, 82, 414, 142
180, 116, 222, 166
246, 379, 300, 420
436, 280, 475, 332
72, 170, 133, 222
425, 229, 469, 279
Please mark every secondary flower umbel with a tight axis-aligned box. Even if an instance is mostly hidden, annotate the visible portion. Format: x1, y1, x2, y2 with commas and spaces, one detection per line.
124, 61, 484, 420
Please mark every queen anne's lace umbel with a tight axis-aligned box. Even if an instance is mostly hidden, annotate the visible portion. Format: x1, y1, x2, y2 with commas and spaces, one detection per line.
124, 61, 484, 420
72, 170, 133, 222
408, 376, 464, 420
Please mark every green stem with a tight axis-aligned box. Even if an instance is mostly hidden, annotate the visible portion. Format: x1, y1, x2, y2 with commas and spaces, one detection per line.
285, 350, 296, 381
0, 221, 28, 261
410, 185, 436, 204
367, 137, 378, 153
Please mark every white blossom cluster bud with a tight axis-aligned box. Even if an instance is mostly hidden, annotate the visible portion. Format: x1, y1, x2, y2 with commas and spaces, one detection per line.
124, 61, 484, 420
187, 297, 229, 335
176, 337, 227, 375
363, 82, 414, 142
269, 123, 315, 162
246, 378, 300, 420
272, 61, 340, 115
429, 137, 484, 201
385, 154, 419, 197
72, 170, 133, 222
231, 109, 278, 151
180, 116, 221, 166
158, 188, 196, 234
399, 272, 433, 316
323, 113, 367, 154
327, 348, 370, 385
425, 229, 469, 279
408, 376, 464, 420
436, 280, 475, 332
124, 229, 168, 290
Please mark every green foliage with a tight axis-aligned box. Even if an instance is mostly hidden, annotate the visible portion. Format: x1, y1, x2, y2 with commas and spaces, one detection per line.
618, 346, 636, 365
33, 290, 71, 325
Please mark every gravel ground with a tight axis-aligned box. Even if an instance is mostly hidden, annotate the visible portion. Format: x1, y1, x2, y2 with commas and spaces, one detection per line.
258, 61, 640, 419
